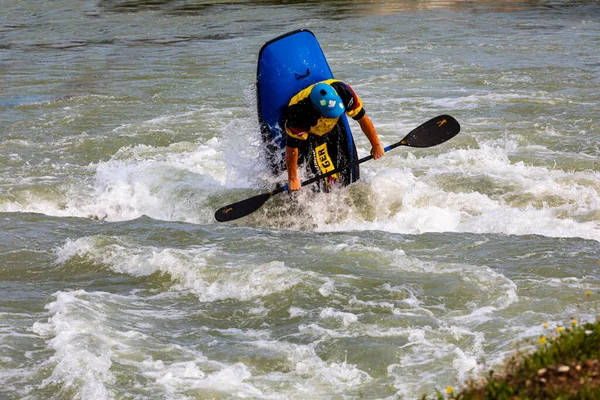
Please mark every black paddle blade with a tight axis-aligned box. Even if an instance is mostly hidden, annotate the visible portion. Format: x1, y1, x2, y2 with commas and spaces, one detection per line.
215, 183, 287, 222
214, 192, 274, 222
401, 115, 460, 148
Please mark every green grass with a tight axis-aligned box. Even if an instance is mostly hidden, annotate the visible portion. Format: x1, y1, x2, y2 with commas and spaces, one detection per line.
425, 319, 600, 400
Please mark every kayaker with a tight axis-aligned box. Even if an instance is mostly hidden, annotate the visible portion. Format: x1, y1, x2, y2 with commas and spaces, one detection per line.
283, 79, 384, 191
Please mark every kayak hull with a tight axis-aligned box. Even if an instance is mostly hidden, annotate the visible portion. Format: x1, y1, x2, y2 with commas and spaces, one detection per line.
256, 29, 359, 188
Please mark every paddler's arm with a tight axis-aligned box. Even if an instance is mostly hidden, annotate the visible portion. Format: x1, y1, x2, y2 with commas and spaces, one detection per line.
358, 114, 384, 159
285, 146, 302, 192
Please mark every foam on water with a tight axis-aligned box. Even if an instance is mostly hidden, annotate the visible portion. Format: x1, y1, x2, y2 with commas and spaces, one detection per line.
0, 102, 268, 224
311, 141, 600, 241
29, 289, 387, 398
2, 90, 598, 242
56, 236, 310, 302
32, 291, 117, 399
3, 2, 600, 398
1, 88, 598, 242
46, 231, 540, 397
31, 290, 269, 399
25, 221, 596, 399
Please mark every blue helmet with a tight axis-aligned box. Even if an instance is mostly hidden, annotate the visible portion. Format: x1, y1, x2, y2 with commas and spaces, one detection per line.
309, 83, 345, 118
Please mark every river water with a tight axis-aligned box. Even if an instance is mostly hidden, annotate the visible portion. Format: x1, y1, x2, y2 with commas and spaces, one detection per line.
1, 1, 599, 399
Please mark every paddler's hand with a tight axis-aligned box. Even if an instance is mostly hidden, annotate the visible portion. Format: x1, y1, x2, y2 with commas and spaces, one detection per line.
288, 176, 301, 192
371, 143, 385, 159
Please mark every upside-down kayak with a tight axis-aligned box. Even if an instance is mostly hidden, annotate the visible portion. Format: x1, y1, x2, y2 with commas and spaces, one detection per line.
256, 29, 359, 190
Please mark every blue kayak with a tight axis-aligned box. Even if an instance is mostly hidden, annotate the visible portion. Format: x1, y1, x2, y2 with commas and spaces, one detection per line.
256, 29, 359, 189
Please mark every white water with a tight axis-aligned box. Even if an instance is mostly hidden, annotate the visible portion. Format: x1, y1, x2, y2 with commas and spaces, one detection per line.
2, 1, 599, 399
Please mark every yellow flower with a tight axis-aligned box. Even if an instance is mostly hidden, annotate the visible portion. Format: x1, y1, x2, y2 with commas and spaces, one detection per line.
586, 290, 592, 296
539, 336, 547, 344
572, 320, 577, 326
446, 386, 453, 394
557, 327, 564, 333
542, 322, 548, 329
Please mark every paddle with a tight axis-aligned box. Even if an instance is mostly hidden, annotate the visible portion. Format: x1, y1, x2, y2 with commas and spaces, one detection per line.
215, 114, 460, 222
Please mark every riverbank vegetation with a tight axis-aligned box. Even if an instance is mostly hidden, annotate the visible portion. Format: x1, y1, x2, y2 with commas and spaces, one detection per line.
428, 317, 600, 399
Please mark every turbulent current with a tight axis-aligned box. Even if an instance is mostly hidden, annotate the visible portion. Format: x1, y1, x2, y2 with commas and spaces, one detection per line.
1, 1, 599, 399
